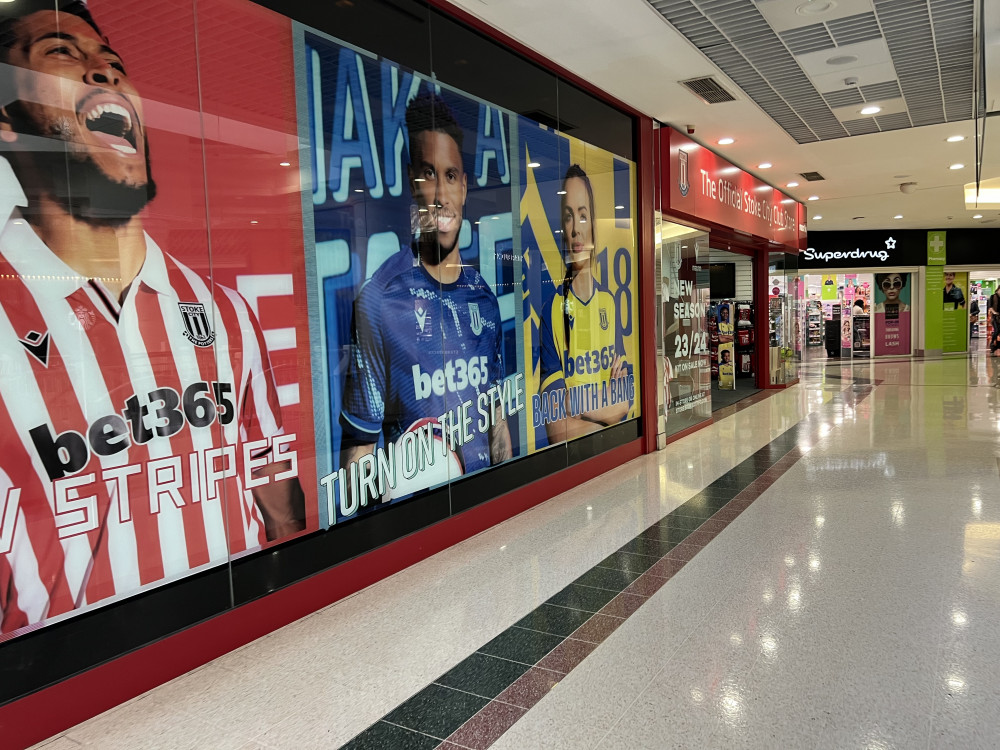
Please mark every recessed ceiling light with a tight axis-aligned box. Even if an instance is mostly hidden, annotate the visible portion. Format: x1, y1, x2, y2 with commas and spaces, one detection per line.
718, 137, 735, 145
796, 0, 837, 15
758, 162, 772, 169
973, 214, 983, 219
946, 135, 965, 143
950, 163, 964, 170
787, 181, 799, 188
808, 195, 819, 201
826, 54, 859, 66
860, 106, 881, 115
812, 215, 822, 220
527, 161, 540, 168
894, 215, 903, 219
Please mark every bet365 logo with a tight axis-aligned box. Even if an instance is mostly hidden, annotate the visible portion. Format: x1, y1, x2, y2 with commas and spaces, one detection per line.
412, 357, 489, 400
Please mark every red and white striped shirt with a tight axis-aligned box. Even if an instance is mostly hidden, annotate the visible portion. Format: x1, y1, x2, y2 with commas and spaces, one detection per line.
0, 160, 289, 638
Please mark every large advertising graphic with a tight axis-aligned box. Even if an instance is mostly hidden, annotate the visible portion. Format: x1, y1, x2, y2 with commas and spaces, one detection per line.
942, 271, 968, 353
0, 1, 639, 645
873, 272, 912, 356
518, 120, 639, 452
301, 30, 527, 526
296, 30, 639, 518
0, 0, 318, 641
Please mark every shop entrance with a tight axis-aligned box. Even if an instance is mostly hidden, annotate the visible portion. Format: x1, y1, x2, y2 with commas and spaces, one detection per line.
967, 270, 1000, 354
707, 248, 759, 409
802, 272, 912, 360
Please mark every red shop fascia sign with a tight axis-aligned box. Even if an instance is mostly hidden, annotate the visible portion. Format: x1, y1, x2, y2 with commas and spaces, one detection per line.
661, 128, 806, 251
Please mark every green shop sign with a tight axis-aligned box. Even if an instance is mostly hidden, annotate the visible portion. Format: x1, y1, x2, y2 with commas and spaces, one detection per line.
927, 231, 946, 265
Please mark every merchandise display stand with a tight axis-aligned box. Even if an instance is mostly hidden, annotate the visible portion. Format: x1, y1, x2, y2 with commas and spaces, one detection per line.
735, 300, 754, 378
806, 300, 823, 347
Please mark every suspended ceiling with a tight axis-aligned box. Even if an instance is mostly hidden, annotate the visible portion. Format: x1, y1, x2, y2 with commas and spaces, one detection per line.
647, 0, 979, 143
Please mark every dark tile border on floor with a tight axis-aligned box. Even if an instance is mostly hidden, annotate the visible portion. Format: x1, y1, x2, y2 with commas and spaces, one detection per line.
339, 385, 874, 749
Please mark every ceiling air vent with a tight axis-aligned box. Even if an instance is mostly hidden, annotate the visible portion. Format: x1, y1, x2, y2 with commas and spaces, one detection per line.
679, 77, 737, 105
799, 171, 826, 181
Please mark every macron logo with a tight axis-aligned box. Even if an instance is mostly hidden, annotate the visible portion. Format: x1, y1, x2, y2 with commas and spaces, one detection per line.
19, 330, 50, 367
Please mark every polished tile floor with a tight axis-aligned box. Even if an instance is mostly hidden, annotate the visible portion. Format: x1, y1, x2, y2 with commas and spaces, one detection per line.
31, 355, 1000, 750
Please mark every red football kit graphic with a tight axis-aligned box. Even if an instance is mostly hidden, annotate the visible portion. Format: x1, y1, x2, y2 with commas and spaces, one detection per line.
0, 160, 292, 635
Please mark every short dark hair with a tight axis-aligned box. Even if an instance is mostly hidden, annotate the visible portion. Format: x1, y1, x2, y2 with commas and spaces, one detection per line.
0, 1, 105, 61
875, 273, 905, 288
406, 92, 463, 166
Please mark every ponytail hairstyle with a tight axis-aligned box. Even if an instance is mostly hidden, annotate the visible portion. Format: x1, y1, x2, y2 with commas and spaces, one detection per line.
560, 164, 597, 350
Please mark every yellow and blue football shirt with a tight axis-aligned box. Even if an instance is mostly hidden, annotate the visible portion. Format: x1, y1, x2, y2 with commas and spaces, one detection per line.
539, 283, 628, 401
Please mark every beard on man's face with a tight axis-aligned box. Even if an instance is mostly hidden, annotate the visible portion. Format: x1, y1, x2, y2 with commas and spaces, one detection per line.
6, 101, 156, 227
417, 231, 455, 266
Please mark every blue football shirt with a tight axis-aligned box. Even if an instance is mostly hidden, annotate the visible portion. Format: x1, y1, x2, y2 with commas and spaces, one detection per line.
341, 248, 504, 474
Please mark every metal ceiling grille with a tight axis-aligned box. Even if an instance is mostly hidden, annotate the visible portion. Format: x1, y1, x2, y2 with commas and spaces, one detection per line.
823, 89, 864, 108
679, 76, 738, 103
875, 111, 914, 131
646, 0, 978, 143
826, 12, 883, 47
859, 80, 903, 102
780, 23, 835, 56
842, 118, 881, 136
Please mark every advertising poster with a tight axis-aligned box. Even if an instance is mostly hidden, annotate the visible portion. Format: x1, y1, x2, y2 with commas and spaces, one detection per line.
718, 340, 735, 389
717, 301, 734, 337
716, 301, 735, 389
942, 271, 968, 353
841, 315, 853, 351
821, 274, 838, 301
873, 272, 912, 355
519, 120, 639, 451
0, 0, 318, 641
661, 244, 711, 429
300, 30, 528, 526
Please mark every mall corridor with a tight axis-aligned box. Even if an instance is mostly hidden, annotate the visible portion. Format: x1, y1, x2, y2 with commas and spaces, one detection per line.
30, 356, 1000, 750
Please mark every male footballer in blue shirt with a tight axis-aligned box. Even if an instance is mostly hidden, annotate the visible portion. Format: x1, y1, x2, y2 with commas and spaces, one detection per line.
340, 93, 512, 501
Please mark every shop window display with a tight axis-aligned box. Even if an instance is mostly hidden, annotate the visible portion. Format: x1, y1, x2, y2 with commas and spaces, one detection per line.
657, 218, 711, 438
